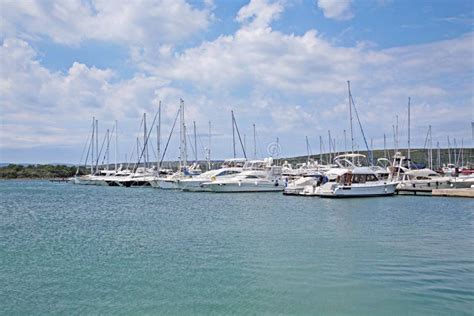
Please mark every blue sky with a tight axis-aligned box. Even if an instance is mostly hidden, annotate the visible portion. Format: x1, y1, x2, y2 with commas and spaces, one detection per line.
0, 0, 473, 164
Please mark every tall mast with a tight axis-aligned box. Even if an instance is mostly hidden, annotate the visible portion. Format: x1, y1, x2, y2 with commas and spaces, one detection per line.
193, 121, 197, 164
407, 97, 411, 160
328, 130, 332, 163
447, 136, 451, 165
208, 121, 211, 170
392, 125, 396, 155
437, 141, 441, 169
396, 115, 399, 154
429, 125, 433, 170
95, 119, 99, 172
115, 120, 118, 171
454, 138, 458, 165
306, 136, 310, 164
106, 129, 109, 170
143, 113, 148, 168
347, 81, 354, 154
343, 129, 347, 154
253, 123, 257, 159
91, 117, 95, 174
243, 134, 247, 156
319, 135, 323, 164
383, 133, 387, 158
157, 101, 161, 171
231, 111, 236, 158
180, 99, 187, 168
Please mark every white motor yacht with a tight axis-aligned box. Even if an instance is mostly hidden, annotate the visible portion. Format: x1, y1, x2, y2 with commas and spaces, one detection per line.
200, 158, 284, 193
396, 168, 452, 195
283, 174, 323, 195
316, 167, 398, 198
176, 167, 242, 191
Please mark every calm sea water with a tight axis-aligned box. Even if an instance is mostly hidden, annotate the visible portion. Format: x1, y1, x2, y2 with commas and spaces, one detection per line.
1, 180, 473, 315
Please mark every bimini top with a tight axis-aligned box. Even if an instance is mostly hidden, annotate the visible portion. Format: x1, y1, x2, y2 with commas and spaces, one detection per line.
334, 153, 366, 160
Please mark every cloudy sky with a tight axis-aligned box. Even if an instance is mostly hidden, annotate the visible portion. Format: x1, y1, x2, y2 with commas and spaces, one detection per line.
1, 0, 473, 164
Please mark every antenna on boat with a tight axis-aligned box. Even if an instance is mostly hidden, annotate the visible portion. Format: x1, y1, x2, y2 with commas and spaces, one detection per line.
383, 133, 387, 159
407, 97, 411, 160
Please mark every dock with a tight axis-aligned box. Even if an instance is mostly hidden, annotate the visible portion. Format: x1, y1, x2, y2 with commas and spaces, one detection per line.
432, 188, 474, 198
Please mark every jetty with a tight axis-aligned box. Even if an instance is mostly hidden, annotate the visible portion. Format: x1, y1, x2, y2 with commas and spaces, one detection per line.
432, 188, 474, 198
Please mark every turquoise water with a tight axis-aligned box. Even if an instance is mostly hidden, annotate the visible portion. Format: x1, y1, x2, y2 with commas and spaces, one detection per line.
1, 180, 473, 315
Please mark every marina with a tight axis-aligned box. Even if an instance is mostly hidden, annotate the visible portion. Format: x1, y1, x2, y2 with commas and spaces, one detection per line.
2, 1, 473, 314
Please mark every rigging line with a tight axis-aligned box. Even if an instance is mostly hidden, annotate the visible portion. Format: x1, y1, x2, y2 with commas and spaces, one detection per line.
160, 108, 181, 165
187, 134, 197, 162
81, 134, 92, 173
232, 113, 247, 159
134, 108, 160, 172
350, 93, 373, 165
101, 125, 116, 165
77, 132, 91, 174
126, 115, 145, 169
94, 128, 109, 172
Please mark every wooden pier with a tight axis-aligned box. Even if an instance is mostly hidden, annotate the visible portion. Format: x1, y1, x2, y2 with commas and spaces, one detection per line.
432, 188, 474, 198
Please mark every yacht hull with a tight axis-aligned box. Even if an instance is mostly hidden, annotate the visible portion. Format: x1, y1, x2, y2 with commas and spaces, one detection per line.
317, 182, 398, 198
203, 182, 284, 193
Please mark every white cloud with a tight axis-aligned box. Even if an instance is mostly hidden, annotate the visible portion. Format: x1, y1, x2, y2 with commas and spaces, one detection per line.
236, 0, 284, 29
0, 0, 212, 46
317, 0, 354, 21
1, 1, 473, 161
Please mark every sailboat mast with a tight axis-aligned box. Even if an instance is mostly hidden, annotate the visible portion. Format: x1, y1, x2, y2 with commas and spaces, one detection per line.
396, 115, 399, 154
437, 141, 441, 169
429, 125, 433, 170
157, 101, 161, 171
208, 121, 211, 170
193, 121, 197, 164
91, 117, 95, 174
447, 136, 451, 165
343, 129, 347, 154
253, 123, 257, 159
347, 81, 354, 154
319, 135, 323, 164
306, 136, 310, 164
115, 120, 118, 171
143, 113, 148, 168
328, 130, 332, 163
408, 97, 411, 160
95, 119, 99, 172
181, 99, 187, 167
106, 129, 109, 170
232, 111, 236, 158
